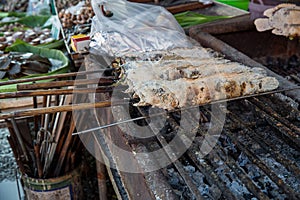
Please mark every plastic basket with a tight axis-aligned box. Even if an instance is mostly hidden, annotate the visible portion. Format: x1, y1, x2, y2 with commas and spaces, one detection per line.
216, 0, 250, 10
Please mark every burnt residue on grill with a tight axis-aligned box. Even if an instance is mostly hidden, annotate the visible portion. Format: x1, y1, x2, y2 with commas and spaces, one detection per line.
86, 33, 300, 199
257, 55, 300, 85
118, 92, 300, 200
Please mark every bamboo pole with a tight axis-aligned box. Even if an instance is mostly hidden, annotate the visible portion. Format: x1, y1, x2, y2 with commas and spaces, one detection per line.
0, 69, 111, 86
54, 117, 76, 176
0, 100, 125, 120
0, 86, 116, 99
34, 143, 43, 178
7, 136, 26, 174
10, 118, 29, 162
17, 77, 116, 90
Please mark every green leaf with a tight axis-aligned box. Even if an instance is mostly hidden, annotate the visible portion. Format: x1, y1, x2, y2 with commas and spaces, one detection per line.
0, 11, 26, 19
174, 11, 231, 28
0, 40, 69, 92
0, 14, 51, 28
37, 39, 65, 49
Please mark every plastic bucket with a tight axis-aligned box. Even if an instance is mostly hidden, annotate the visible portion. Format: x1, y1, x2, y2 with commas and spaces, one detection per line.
216, 0, 250, 10
21, 166, 82, 200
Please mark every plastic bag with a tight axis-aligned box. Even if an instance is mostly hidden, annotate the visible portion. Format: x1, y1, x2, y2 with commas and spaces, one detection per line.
90, 0, 193, 56
27, 0, 51, 15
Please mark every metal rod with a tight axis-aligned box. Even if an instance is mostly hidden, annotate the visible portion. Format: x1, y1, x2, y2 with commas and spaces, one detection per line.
15, 168, 22, 200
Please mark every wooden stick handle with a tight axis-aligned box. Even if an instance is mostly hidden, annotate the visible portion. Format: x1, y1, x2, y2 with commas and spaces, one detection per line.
0, 69, 111, 86
17, 77, 115, 90
0, 87, 115, 99
0, 100, 124, 120
34, 143, 43, 178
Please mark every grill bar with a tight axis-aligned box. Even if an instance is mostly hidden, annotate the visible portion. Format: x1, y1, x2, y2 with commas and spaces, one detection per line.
250, 97, 300, 136
83, 23, 300, 199
252, 103, 300, 150
136, 106, 207, 200
227, 111, 300, 177
187, 147, 239, 200
222, 127, 300, 200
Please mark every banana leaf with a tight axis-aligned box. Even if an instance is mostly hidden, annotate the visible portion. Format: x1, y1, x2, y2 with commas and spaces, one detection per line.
0, 11, 26, 19
0, 40, 69, 92
174, 11, 231, 28
0, 14, 51, 28
37, 39, 65, 50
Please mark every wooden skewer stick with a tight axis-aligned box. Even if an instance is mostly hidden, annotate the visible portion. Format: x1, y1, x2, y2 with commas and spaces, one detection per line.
17, 77, 116, 90
0, 69, 111, 86
7, 136, 26, 175
0, 86, 116, 99
0, 100, 126, 120
54, 116, 76, 176
34, 142, 43, 178
10, 117, 29, 161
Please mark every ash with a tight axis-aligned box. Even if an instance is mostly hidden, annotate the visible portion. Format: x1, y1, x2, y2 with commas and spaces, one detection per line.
166, 164, 219, 200
219, 134, 288, 199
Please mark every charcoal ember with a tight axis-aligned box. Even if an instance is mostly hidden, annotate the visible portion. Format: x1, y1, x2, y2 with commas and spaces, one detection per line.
288, 55, 299, 68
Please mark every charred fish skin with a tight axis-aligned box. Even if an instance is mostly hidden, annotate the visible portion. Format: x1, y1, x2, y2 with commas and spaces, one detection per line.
122, 47, 279, 110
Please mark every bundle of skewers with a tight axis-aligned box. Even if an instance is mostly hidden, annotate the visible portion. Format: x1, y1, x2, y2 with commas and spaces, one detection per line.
0, 66, 118, 179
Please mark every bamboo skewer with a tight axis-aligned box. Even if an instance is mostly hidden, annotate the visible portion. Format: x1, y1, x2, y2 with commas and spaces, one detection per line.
0, 86, 116, 99
0, 69, 111, 86
17, 77, 116, 90
2, 69, 119, 180
7, 136, 26, 175
44, 95, 72, 177
10, 117, 29, 162
33, 95, 39, 133
0, 100, 125, 120
40, 95, 51, 163
54, 116, 76, 176
34, 143, 43, 178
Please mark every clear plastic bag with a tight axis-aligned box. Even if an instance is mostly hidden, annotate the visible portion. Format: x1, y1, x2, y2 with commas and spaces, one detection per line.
27, 0, 51, 15
90, 0, 193, 56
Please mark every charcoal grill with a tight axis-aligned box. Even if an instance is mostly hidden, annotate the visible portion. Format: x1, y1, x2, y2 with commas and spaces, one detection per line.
74, 14, 300, 200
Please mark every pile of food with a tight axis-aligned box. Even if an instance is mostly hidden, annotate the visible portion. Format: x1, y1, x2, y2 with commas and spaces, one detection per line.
0, 24, 53, 50
0, 53, 51, 80
57, 0, 94, 30
120, 46, 279, 110
254, 3, 300, 38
